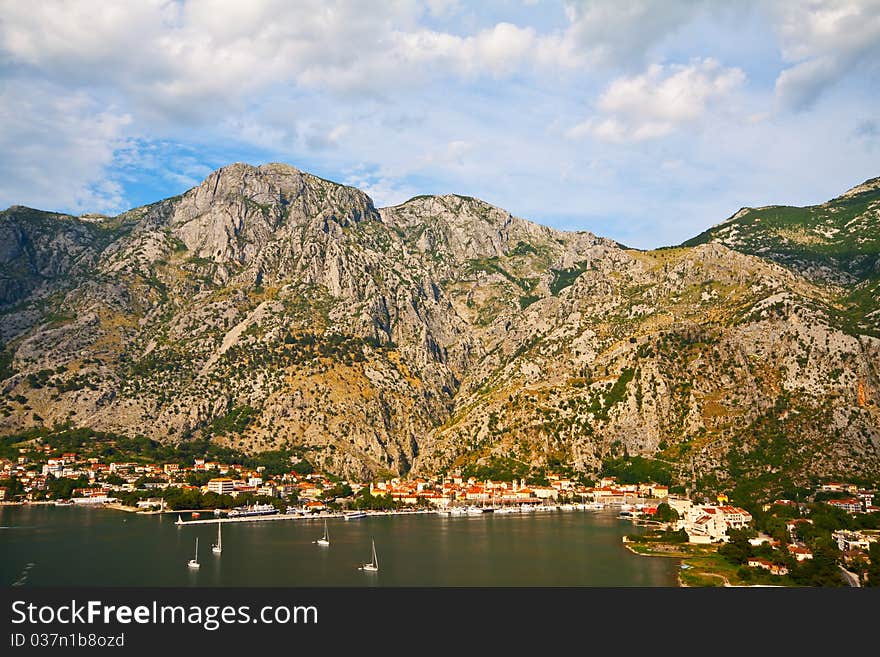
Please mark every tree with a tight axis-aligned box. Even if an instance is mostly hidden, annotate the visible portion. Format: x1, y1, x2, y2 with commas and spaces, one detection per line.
47, 475, 89, 500
655, 502, 679, 524
719, 529, 753, 565
323, 482, 353, 499
0, 476, 25, 498
186, 468, 221, 487
791, 540, 844, 587
866, 542, 880, 587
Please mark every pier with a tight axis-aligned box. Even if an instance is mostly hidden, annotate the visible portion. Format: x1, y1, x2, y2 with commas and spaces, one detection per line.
175, 509, 437, 525
173, 504, 604, 526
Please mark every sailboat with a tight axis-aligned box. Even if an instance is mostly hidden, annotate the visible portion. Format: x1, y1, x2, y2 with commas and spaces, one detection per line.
314, 520, 330, 546
212, 521, 222, 554
358, 538, 379, 572
188, 537, 200, 569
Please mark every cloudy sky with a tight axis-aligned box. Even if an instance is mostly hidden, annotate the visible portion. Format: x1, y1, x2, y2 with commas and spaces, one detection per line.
1, 0, 878, 248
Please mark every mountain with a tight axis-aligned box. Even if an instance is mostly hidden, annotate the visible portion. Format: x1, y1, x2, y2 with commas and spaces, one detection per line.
1, 163, 878, 498
683, 177, 880, 337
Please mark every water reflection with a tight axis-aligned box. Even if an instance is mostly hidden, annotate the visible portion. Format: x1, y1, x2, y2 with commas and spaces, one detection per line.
1, 506, 679, 587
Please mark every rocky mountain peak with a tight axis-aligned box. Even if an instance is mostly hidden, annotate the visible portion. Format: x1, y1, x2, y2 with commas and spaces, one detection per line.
164, 162, 379, 266
838, 175, 880, 200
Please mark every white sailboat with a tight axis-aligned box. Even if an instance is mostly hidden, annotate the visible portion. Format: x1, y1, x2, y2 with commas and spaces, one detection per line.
315, 520, 330, 546
212, 521, 222, 554
358, 539, 379, 572
187, 537, 200, 569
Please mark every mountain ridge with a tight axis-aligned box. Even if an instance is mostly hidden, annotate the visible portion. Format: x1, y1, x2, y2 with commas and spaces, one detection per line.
1, 162, 878, 498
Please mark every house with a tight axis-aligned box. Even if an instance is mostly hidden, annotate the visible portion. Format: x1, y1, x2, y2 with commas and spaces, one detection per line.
748, 534, 774, 547
651, 485, 669, 499
298, 482, 323, 499
787, 544, 814, 561
257, 484, 279, 498
827, 498, 862, 513
717, 506, 753, 528
465, 486, 488, 501
832, 530, 874, 552
747, 558, 788, 576
531, 486, 558, 500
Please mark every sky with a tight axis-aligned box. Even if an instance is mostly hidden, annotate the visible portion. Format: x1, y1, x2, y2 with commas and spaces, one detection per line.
1, 1, 878, 249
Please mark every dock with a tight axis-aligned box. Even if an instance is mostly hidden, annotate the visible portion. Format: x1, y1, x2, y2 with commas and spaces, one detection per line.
175, 509, 436, 526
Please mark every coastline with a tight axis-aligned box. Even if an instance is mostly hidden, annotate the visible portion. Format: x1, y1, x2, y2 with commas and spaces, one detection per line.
621, 537, 739, 587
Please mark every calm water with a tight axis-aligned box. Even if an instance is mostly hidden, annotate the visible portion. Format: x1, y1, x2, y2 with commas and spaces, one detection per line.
0, 506, 679, 586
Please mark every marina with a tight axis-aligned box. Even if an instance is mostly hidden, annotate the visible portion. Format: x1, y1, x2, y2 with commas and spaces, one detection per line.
172, 503, 602, 525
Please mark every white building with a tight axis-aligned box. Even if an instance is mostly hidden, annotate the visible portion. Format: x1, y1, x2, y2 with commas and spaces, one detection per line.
207, 478, 235, 495
684, 505, 753, 543
832, 530, 875, 552
71, 496, 116, 505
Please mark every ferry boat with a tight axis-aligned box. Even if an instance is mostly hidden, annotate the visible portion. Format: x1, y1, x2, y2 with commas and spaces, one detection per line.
227, 503, 278, 518
344, 511, 368, 520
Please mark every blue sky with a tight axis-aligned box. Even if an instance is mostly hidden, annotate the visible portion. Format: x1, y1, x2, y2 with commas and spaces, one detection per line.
1, 1, 878, 248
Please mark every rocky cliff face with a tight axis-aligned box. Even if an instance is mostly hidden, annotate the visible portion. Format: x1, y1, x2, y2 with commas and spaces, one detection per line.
1, 163, 878, 491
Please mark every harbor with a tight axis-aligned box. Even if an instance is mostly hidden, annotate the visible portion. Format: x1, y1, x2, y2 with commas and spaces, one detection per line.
0, 503, 678, 587
172, 503, 604, 525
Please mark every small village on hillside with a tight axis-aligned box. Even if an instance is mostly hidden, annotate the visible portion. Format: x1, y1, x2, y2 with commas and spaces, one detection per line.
2, 435, 878, 587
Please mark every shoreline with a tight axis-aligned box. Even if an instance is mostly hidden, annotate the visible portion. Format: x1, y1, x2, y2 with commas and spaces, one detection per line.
622, 538, 687, 588
623, 538, 782, 587
4, 502, 605, 525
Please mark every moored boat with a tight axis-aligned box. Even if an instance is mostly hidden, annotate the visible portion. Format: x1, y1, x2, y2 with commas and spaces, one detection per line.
227, 503, 278, 518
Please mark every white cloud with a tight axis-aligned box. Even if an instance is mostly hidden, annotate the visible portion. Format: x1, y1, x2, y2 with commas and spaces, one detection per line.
303, 123, 351, 151
561, 0, 708, 67
0, 0, 876, 254
772, 0, 880, 109
342, 169, 419, 208
426, 0, 462, 18
0, 1, 557, 113
0, 80, 131, 212
568, 58, 745, 142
